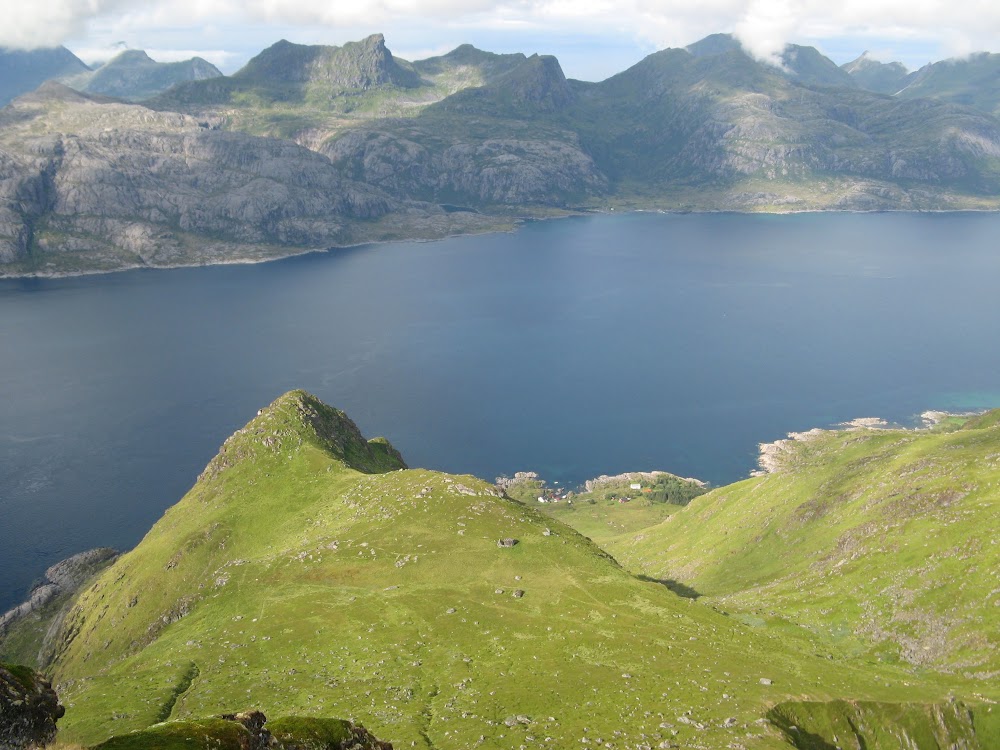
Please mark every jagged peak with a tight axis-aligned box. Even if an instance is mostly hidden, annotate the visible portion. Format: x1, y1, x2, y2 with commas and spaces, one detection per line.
843, 51, 908, 74
107, 49, 154, 65
234, 35, 419, 89
495, 53, 572, 107
357, 32, 386, 49
198, 390, 405, 482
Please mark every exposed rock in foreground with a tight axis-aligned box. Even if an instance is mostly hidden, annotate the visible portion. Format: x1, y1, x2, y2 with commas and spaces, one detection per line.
0, 663, 64, 749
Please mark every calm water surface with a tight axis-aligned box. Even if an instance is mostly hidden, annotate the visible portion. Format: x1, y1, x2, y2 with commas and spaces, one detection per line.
3, 211, 1000, 610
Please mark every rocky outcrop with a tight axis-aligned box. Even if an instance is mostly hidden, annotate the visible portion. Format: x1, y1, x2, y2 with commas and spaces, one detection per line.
0, 664, 64, 749
233, 35, 420, 91
90, 712, 393, 750
0, 85, 399, 272
325, 128, 607, 207
494, 471, 541, 491
198, 390, 406, 482
0, 548, 119, 637
842, 52, 912, 95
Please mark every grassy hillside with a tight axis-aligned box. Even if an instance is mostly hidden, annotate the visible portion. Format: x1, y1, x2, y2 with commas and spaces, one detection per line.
615, 414, 1000, 680
32, 391, 991, 750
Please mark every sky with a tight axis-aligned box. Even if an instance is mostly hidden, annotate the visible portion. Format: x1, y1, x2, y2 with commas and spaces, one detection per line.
6, 0, 1000, 81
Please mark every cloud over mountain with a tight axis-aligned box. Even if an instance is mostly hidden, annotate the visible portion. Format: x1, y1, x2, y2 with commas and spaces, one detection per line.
5, 0, 1000, 75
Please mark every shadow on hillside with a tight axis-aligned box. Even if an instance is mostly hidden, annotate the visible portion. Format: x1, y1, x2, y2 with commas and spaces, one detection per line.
637, 574, 701, 600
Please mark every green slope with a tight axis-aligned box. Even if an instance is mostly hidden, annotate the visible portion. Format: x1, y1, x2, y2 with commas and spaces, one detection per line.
39, 391, 983, 750
615, 414, 1000, 680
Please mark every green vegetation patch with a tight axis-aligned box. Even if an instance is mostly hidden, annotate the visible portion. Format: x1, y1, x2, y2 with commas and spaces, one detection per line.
268, 717, 353, 748
92, 718, 251, 750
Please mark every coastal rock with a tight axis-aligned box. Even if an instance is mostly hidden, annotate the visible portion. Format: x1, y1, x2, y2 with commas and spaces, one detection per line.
0, 663, 64, 749
754, 429, 826, 475
0, 548, 119, 637
495, 471, 540, 491
584, 471, 705, 493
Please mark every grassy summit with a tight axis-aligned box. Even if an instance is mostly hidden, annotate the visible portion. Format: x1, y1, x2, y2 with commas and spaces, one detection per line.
14, 392, 997, 748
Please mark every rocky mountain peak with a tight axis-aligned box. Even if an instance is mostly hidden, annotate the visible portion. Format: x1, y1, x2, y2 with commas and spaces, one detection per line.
235, 35, 420, 90
842, 51, 912, 94
498, 53, 572, 109
198, 391, 406, 482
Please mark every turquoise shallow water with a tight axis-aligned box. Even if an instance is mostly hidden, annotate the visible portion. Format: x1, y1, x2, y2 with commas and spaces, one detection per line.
2, 210, 1000, 610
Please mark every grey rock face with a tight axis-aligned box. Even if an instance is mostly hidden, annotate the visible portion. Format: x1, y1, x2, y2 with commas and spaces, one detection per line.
325, 129, 606, 206
0, 548, 119, 637
0, 664, 64, 749
0, 87, 398, 271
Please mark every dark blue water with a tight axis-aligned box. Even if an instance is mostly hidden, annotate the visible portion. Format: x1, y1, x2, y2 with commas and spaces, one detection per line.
3, 211, 1000, 611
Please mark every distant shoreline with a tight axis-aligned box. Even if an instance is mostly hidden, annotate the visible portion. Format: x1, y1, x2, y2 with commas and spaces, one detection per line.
3, 206, 1000, 281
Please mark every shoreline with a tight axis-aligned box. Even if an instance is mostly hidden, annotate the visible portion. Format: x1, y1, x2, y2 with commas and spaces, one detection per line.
4, 206, 1000, 281
752, 408, 988, 476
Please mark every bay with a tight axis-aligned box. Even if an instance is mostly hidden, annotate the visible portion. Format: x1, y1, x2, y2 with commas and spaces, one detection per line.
3, 211, 1000, 611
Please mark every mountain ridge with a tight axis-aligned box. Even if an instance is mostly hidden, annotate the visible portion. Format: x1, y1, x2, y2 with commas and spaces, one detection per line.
58, 49, 223, 102
5, 33, 1000, 276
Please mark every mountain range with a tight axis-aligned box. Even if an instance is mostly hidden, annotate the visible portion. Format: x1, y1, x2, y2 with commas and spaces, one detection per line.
3, 33, 1000, 275
1, 391, 997, 749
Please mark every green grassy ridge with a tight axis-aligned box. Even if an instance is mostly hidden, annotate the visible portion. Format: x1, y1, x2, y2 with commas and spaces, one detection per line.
615, 414, 1000, 679
41, 391, 971, 750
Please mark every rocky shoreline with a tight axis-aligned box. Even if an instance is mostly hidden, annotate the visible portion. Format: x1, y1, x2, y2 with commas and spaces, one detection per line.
753, 410, 986, 476
0, 548, 119, 638
5, 207, 1000, 281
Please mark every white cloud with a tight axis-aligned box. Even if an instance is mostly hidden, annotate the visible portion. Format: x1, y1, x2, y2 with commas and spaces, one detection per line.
5, 0, 132, 49
734, 0, 797, 66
